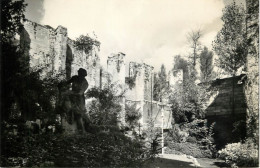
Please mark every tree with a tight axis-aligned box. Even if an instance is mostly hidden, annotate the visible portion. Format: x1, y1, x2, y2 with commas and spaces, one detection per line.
213, 2, 247, 117
200, 47, 214, 82
1, 0, 27, 43
187, 29, 203, 67
1, 0, 28, 120
213, 2, 247, 76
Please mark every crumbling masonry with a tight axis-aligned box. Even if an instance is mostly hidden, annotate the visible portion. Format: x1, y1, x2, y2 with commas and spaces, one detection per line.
20, 20, 178, 131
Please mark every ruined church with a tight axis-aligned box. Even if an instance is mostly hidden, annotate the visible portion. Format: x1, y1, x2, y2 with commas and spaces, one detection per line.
20, 20, 183, 132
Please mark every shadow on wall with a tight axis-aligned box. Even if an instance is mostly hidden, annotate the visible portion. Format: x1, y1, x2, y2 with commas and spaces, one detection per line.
19, 28, 34, 120
66, 44, 72, 80
205, 75, 247, 149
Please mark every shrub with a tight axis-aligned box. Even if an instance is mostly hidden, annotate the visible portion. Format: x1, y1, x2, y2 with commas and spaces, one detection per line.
167, 125, 189, 143
218, 138, 258, 167
86, 86, 122, 126
1, 127, 153, 167
125, 103, 141, 130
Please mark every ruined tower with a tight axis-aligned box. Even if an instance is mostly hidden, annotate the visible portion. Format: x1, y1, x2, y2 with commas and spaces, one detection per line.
107, 52, 126, 125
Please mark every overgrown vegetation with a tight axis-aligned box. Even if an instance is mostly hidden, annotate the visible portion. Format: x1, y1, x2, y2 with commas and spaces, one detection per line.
165, 119, 216, 158
86, 86, 122, 126
0, 125, 153, 167
74, 34, 100, 54
218, 138, 258, 167
125, 103, 141, 131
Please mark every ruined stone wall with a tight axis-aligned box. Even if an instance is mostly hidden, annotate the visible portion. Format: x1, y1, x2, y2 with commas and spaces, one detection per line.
107, 53, 126, 93
143, 64, 154, 101
20, 21, 67, 77
125, 62, 145, 101
106, 52, 126, 125
20, 20, 100, 88
244, 0, 259, 138
124, 62, 173, 128
67, 38, 100, 89
125, 62, 154, 101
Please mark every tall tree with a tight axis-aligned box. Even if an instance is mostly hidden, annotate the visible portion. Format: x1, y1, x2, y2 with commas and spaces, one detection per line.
200, 47, 214, 82
187, 29, 203, 67
213, 2, 247, 76
213, 2, 247, 118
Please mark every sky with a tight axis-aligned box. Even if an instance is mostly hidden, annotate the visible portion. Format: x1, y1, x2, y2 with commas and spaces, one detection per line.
24, 0, 246, 73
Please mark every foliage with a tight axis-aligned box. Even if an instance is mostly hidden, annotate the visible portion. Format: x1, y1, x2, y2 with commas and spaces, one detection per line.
218, 138, 258, 167
170, 69, 210, 123
1, 0, 28, 121
244, 0, 259, 143
200, 46, 214, 82
125, 103, 141, 130
0, 127, 152, 167
187, 29, 203, 67
1, 0, 27, 43
183, 119, 216, 155
141, 118, 162, 154
86, 85, 122, 125
125, 76, 136, 89
153, 64, 168, 101
213, 2, 247, 76
165, 142, 209, 158
74, 34, 100, 54
166, 120, 216, 158
166, 125, 189, 143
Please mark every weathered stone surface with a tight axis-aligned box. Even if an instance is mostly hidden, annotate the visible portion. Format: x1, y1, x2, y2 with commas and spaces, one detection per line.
106, 52, 126, 125
245, 0, 259, 137
20, 20, 100, 86
20, 20, 175, 131
205, 75, 247, 116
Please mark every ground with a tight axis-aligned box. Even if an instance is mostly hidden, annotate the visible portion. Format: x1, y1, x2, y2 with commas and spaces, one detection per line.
145, 154, 227, 168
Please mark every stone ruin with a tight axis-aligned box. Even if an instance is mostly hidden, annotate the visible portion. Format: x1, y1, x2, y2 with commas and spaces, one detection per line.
20, 20, 183, 132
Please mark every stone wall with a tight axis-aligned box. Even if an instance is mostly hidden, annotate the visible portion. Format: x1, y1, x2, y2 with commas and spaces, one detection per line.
20, 20, 100, 88
245, 0, 259, 137
205, 75, 247, 116
20, 21, 67, 77
107, 52, 126, 94
67, 38, 100, 89
205, 75, 247, 149
125, 62, 154, 101
106, 52, 126, 125
20, 20, 173, 131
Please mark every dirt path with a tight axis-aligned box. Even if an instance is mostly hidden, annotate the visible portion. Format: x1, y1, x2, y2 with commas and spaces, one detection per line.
145, 154, 200, 168
196, 158, 228, 168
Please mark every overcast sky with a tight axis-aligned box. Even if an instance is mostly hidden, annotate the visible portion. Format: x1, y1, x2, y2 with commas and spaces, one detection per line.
24, 0, 245, 72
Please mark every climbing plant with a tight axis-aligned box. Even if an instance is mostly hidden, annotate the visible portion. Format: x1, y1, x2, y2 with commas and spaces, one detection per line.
74, 34, 100, 54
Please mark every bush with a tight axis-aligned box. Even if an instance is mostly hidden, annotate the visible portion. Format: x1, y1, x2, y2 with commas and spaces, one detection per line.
1, 127, 153, 167
218, 138, 258, 167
